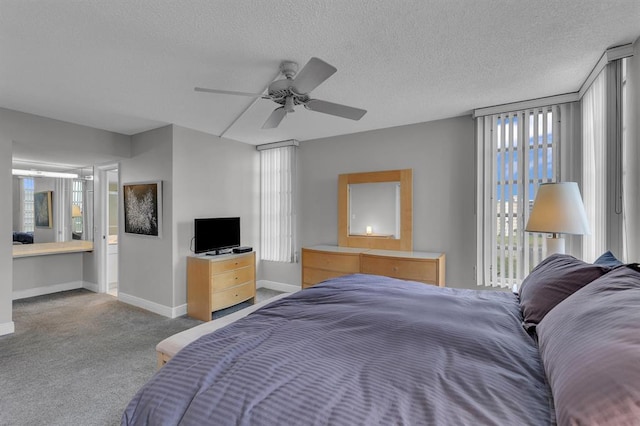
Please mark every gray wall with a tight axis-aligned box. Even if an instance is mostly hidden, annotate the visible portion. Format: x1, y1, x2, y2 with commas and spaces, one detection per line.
13, 254, 84, 293
0, 133, 13, 332
262, 115, 478, 289
172, 125, 260, 306
119, 125, 174, 307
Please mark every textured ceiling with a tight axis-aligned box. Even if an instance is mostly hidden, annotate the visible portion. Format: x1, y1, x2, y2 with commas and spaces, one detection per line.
1, 0, 639, 150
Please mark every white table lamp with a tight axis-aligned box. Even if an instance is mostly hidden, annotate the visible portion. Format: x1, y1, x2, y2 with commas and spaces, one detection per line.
525, 182, 590, 255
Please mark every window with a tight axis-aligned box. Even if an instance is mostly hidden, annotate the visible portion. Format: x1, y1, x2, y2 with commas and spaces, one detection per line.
476, 106, 560, 288
259, 142, 297, 262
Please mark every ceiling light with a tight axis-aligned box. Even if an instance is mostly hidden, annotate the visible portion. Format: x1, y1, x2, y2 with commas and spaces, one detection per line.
12, 169, 79, 179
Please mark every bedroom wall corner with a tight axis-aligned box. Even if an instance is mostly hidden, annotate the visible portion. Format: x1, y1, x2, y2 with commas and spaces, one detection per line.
171, 125, 260, 308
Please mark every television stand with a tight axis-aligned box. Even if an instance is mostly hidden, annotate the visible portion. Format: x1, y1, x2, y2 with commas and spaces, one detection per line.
187, 251, 256, 321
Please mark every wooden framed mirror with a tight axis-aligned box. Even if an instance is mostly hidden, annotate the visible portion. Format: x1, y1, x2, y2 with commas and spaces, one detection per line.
338, 169, 412, 251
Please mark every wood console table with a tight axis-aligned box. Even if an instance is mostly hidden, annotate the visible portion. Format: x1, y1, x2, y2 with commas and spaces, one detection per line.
302, 245, 445, 289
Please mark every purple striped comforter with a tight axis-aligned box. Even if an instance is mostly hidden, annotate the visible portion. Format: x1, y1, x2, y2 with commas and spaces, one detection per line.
122, 274, 553, 425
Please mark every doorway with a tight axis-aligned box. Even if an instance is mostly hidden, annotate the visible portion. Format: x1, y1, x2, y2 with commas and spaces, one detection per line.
106, 169, 119, 296
97, 164, 119, 296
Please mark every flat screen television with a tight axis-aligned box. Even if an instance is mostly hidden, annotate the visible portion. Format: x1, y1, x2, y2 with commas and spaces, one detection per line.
194, 217, 240, 254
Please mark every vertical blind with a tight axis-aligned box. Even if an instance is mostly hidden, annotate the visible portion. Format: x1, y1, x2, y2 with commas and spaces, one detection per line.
477, 106, 559, 288
260, 145, 297, 262
21, 178, 34, 232
72, 179, 84, 234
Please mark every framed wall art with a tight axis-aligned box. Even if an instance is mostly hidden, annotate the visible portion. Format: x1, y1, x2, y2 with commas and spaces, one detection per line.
34, 191, 53, 228
123, 181, 162, 237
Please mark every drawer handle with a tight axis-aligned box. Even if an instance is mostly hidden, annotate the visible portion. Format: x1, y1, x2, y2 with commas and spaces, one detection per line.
393, 267, 399, 271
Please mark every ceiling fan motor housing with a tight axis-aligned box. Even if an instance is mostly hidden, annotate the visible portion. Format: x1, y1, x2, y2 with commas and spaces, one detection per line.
267, 78, 310, 109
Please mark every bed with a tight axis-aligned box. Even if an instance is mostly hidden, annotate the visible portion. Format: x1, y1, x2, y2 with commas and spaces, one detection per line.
122, 253, 640, 425
12, 231, 33, 244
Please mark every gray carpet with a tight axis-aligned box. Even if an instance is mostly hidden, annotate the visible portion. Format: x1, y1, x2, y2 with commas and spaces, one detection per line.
0, 287, 285, 426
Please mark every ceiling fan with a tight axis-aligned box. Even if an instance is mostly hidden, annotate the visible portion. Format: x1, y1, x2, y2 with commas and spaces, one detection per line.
195, 57, 367, 129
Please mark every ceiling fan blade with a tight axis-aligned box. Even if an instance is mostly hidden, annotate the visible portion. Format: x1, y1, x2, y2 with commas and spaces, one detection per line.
262, 107, 287, 129
194, 87, 264, 98
305, 99, 367, 121
292, 57, 337, 94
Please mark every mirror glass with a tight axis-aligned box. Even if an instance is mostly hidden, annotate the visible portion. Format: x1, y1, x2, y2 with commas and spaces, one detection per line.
12, 164, 94, 244
338, 169, 413, 251
349, 182, 400, 238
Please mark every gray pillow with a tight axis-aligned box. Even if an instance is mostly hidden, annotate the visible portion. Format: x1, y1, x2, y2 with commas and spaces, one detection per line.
537, 264, 640, 425
518, 253, 609, 331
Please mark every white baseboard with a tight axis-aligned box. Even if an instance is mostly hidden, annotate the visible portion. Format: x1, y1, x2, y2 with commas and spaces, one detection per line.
83, 282, 99, 293
118, 291, 186, 319
13, 280, 85, 300
257, 280, 300, 293
173, 304, 187, 318
0, 321, 15, 336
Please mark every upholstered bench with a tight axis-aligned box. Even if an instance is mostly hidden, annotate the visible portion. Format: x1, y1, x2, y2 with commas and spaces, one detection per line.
156, 292, 294, 368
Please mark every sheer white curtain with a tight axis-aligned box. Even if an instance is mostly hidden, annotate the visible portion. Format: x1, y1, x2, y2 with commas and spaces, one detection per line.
622, 55, 639, 262
581, 70, 607, 262
260, 144, 297, 262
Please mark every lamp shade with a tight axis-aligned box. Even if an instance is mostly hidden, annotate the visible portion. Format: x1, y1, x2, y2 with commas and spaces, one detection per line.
72, 204, 82, 218
525, 182, 590, 235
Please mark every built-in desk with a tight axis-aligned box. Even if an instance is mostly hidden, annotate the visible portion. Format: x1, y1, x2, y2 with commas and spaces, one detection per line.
12, 241, 95, 299
13, 240, 94, 258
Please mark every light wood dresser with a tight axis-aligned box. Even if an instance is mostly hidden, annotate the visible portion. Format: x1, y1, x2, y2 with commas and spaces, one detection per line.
302, 245, 445, 289
187, 251, 255, 321
302, 246, 366, 289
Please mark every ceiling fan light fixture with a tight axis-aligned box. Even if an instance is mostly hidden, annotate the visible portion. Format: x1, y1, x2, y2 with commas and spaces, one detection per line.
284, 96, 295, 113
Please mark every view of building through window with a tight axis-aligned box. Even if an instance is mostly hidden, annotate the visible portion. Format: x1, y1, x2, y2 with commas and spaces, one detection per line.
22, 177, 34, 232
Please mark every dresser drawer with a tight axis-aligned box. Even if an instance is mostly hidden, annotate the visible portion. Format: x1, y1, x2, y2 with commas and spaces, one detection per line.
211, 282, 255, 311
361, 255, 438, 283
303, 250, 360, 273
302, 268, 352, 288
210, 266, 254, 292
209, 254, 254, 275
